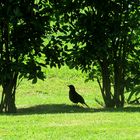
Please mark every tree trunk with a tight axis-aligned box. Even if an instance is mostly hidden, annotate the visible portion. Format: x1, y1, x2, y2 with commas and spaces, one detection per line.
98, 56, 125, 108
0, 72, 18, 113
99, 59, 115, 108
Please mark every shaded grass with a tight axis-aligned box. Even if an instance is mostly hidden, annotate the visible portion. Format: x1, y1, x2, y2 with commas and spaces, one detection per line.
17, 104, 93, 115
17, 104, 140, 115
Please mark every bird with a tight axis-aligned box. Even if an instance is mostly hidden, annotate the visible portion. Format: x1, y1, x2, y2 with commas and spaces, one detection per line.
68, 85, 89, 108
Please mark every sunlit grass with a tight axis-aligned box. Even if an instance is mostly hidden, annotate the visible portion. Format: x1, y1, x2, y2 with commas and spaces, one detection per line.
0, 112, 140, 140
16, 66, 100, 108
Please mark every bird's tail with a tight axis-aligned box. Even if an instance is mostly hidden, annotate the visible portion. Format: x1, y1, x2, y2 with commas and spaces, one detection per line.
83, 102, 90, 108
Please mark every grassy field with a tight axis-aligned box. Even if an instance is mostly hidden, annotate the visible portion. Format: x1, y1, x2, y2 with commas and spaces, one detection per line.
0, 66, 140, 140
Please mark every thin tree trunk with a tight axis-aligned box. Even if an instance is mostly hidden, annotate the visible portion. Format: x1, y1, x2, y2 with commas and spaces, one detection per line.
113, 58, 125, 108
99, 59, 114, 108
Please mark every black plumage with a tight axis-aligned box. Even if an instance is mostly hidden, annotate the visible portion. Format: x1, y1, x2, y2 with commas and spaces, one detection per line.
68, 85, 89, 108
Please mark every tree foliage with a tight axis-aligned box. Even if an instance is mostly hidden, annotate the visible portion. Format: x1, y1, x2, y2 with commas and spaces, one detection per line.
53, 0, 140, 107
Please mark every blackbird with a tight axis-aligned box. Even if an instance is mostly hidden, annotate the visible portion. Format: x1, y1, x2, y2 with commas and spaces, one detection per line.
68, 85, 89, 108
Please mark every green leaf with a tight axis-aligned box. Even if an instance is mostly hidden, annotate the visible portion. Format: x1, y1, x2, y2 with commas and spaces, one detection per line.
32, 77, 37, 84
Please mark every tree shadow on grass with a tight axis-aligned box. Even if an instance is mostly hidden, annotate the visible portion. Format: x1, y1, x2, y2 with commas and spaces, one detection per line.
16, 104, 140, 115
94, 106, 140, 113
17, 104, 93, 115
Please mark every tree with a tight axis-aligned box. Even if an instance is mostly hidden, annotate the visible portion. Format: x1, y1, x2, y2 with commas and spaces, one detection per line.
125, 29, 140, 104
0, 0, 64, 113
53, 0, 140, 108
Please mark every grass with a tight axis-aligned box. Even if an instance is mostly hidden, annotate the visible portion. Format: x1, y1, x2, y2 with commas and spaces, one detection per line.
0, 66, 140, 140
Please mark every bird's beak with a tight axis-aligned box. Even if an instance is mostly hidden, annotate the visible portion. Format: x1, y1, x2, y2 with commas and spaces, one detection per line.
67, 85, 70, 87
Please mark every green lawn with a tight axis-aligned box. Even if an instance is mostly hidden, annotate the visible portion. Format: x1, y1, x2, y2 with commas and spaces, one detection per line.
0, 66, 140, 140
